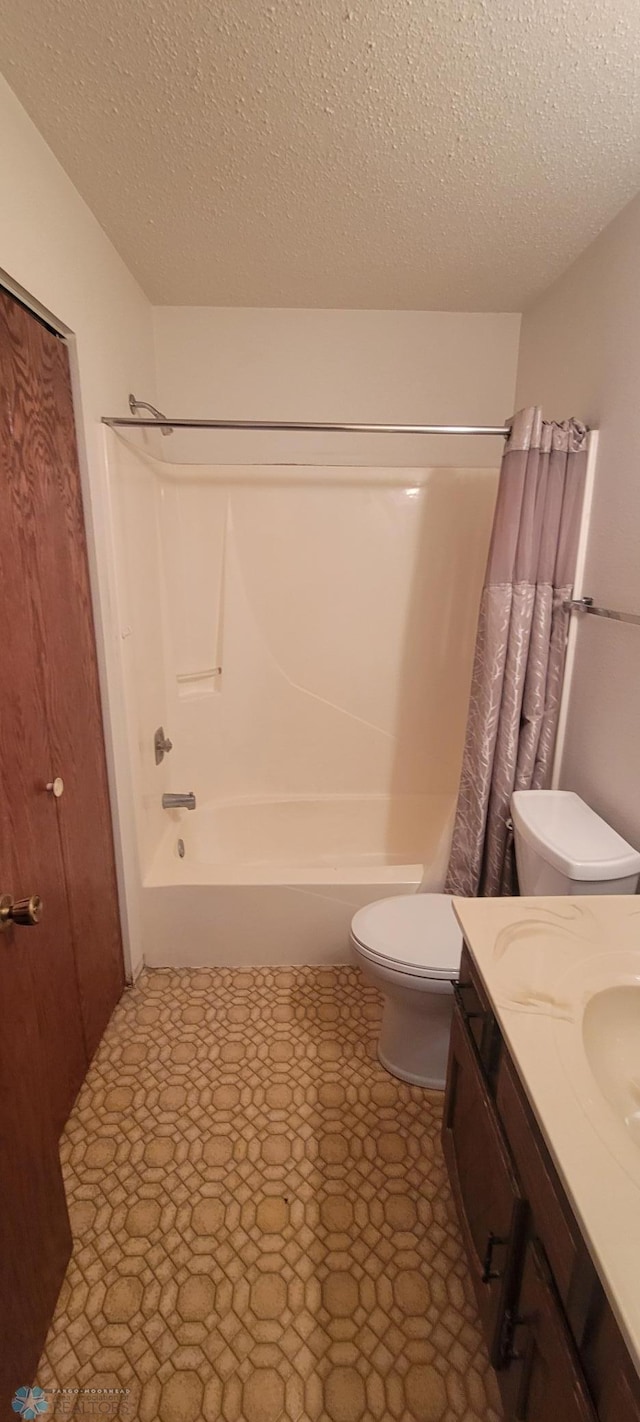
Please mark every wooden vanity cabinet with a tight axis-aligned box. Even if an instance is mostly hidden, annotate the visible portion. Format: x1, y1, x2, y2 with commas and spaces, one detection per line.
452, 946, 501, 1082
443, 943, 640, 1422
442, 1003, 525, 1364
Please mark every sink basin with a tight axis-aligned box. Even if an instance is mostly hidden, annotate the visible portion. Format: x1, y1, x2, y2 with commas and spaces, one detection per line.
582, 984, 640, 1147
552, 952, 640, 1187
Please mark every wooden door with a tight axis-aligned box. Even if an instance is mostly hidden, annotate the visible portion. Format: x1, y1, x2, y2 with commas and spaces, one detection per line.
0, 933, 73, 1403
442, 1003, 526, 1366
0, 289, 125, 1058
0, 293, 88, 1131
0, 301, 82, 1400
0, 288, 125, 1395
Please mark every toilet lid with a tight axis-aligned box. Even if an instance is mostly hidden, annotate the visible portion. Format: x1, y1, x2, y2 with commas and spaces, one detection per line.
351, 894, 462, 979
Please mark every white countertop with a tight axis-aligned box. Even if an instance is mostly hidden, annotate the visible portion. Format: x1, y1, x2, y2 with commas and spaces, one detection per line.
453, 894, 640, 1377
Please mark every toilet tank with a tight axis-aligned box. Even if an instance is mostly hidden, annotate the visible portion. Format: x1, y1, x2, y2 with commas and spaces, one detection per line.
511, 791, 640, 896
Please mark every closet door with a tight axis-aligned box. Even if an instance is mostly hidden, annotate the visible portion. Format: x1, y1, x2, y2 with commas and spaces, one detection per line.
0, 289, 125, 1059
0, 291, 88, 1131
0, 288, 126, 1392
0, 296, 83, 1398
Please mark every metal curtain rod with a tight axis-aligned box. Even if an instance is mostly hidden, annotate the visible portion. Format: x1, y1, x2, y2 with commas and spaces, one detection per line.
101, 395, 510, 437
563, 596, 640, 628
102, 416, 510, 436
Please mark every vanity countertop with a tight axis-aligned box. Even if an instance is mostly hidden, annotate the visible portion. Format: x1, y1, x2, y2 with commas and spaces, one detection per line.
452, 893, 640, 1378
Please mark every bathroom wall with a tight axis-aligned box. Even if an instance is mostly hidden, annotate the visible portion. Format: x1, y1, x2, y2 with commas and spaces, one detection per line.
0, 73, 521, 969
0, 73, 157, 976
516, 191, 640, 850
110, 441, 498, 871
153, 307, 521, 468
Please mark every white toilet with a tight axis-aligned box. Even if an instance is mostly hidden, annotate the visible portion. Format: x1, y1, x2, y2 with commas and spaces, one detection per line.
350, 790, 640, 1089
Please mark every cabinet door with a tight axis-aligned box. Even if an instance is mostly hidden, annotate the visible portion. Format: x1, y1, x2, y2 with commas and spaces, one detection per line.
455, 945, 501, 1083
442, 1002, 525, 1365
506, 1241, 597, 1422
580, 1282, 640, 1422
607, 1373, 640, 1422
497, 1050, 582, 1310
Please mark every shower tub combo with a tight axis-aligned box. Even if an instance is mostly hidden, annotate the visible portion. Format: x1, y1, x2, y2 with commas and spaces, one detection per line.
111, 438, 497, 968
142, 791, 455, 966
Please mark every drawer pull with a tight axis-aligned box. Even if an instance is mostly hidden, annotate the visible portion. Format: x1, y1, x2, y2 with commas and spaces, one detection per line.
515, 1327, 535, 1420
502, 1307, 529, 1362
481, 1230, 506, 1283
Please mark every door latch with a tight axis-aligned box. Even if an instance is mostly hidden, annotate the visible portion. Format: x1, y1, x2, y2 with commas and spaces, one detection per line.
0, 894, 43, 929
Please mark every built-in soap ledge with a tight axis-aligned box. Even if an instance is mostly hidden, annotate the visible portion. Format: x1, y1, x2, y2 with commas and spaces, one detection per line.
176, 666, 222, 697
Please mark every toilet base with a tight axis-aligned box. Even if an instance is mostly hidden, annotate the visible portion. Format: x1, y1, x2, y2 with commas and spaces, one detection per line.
376, 989, 454, 1090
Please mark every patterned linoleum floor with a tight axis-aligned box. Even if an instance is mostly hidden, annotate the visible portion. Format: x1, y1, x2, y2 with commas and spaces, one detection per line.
38, 966, 502, 1422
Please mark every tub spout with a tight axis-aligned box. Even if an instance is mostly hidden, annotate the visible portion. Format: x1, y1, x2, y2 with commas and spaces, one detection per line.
162, 792, 196, 810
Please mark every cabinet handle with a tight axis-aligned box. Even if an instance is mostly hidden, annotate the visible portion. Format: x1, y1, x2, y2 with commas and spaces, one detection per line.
452, 981, 486, 1022
500, 1308, 535, 1419
502, 1308, 529, 1362
514, 1326, 535, 1420
481, 1230, 506, 1283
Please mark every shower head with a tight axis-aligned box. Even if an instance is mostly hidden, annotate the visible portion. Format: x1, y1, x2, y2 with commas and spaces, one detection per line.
128, 393, 173, 435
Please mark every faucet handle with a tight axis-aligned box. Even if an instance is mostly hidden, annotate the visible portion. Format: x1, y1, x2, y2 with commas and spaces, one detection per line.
154, 726, 173, 764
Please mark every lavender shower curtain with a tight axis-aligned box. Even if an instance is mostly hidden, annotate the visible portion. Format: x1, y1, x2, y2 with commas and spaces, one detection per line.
444, 407, 588, 898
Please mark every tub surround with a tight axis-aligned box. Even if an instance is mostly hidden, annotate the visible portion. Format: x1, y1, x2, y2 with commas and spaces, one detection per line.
452, 893, 640, 1379
111, 435, 497, 965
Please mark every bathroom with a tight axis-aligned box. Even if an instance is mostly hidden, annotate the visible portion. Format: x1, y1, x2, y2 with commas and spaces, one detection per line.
1, 3, 640, 1420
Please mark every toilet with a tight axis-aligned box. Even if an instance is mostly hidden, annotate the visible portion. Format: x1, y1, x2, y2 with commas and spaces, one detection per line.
351, 790, 640, 1089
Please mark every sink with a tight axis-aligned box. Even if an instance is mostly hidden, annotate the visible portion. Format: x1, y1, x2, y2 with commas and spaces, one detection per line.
552, 952, 640, 1187
582, 984, 640, 1148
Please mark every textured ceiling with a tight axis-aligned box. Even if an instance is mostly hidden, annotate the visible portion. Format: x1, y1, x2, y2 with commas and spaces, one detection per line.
2, 0, 640, 308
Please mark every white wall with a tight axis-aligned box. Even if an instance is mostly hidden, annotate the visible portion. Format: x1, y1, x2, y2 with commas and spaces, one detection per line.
516, 192, 640, 850
0, 74, 156, 976
153, 307, 520, 467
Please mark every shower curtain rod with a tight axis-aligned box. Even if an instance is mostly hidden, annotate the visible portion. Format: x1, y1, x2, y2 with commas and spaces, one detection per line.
102, 416, 510, 435
102, 396, 510, 436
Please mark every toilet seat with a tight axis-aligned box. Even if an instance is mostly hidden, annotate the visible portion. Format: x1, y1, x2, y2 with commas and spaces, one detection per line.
350, 894, 462, 980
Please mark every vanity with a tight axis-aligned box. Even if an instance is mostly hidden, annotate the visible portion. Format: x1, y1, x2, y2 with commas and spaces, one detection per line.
443, 895, 640, 1421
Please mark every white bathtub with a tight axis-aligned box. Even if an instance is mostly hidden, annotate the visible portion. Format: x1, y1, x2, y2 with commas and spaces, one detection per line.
142, 792, 455, 967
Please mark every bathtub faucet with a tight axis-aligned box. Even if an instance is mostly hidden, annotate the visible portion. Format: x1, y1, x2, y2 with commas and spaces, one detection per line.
162, 792, 196, 811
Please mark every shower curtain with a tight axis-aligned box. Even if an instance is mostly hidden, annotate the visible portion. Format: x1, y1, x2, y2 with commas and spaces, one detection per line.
445, 406, 588, 898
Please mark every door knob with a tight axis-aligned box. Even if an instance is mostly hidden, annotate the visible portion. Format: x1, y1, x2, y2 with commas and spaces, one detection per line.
0, 894, 43, 929
46, 777, 64, 797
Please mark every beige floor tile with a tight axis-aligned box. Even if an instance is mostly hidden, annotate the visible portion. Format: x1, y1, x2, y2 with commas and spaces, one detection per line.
38, 965, 502, 1421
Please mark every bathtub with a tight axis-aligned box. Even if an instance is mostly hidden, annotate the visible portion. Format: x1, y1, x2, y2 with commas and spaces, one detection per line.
142, 792, 455, 967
